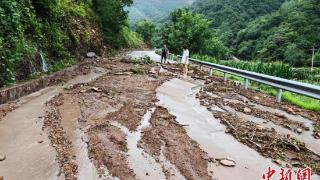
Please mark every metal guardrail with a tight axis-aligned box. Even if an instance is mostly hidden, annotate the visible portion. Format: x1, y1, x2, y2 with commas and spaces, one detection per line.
171, 54, 320, 103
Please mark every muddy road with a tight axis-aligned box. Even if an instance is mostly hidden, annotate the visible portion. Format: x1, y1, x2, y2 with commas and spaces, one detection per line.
0, 51, 319, 180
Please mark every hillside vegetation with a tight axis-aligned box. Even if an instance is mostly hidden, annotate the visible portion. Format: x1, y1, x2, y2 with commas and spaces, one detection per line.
0, 0, 143, 87
127, 0, 195, 24
191, 0, 320, 66
192, 0, 285, 48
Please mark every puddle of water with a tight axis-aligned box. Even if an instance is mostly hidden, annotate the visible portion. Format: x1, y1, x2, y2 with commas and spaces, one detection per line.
157, 78, 283, 180
111, 108, 166, 180
225, 106, 320, 156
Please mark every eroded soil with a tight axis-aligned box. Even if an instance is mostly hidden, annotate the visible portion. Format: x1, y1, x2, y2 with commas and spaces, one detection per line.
140, 106, 212, 180
1, 53, 320, 180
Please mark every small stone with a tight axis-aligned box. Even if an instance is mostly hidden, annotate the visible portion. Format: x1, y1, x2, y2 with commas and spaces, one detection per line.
80, 90, 86, 93
90, 87, 102, 92
243, 107, 252, 113
287, 108, 295, 114
38, 140, 44, 144
256, 125, 265, 131
218, 158, 236, 167
0, 176, 3, 180
86, 52, 97, 58
146, 173, 149, 176
296, 128, 303, 134
254, 96, 260, 100
0, 155, 6, 161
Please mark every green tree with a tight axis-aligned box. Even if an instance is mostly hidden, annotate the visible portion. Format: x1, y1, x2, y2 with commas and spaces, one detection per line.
134, 19, 156, 45
161, 8, 212, 54
202, 37, 228, 59
161, 8, 228, 59
92, 0, 133, 47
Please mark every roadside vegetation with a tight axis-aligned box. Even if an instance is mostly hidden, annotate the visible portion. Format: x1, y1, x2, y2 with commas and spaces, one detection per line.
0, 0, 144, 88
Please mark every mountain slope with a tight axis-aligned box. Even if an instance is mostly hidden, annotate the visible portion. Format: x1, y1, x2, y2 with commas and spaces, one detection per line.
127, 0, 195, 24
191, 0, 285, 47
234, 0, 320, 66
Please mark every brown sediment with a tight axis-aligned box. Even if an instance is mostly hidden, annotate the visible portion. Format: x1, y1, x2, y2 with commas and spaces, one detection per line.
202, 75, 320, 124
0, 104, 16, 121
87, 123, 136, 179
66, 59, 174, 178
44, 94, 78, 180
200, 80, 313, 134
214, 111, 320, 175
139, 106, 212, 180
197, 78, 320, 175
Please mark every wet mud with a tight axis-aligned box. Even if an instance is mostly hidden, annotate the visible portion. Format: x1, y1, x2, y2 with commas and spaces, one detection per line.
1, 52, 320, 180
140, 106, 212, 180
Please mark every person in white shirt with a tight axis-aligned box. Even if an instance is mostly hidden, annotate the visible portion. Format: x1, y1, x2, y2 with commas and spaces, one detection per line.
181, 45, 189, 77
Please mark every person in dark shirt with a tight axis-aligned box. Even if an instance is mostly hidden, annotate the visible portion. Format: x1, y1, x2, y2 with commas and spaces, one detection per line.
161, 44, 169, 64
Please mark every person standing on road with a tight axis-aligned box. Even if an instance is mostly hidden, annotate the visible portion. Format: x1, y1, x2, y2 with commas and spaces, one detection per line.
161, 44, 169, 64
181, 45, 189, 77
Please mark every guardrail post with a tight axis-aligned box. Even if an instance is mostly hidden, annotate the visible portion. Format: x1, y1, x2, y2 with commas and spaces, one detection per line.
209, 68, 213, 76
244, 78, 249, 90
224, 73, 227, 81
276, 89, 282, 103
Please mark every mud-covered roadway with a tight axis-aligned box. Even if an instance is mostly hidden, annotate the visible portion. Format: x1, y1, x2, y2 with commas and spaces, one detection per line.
0, 52, 319, 180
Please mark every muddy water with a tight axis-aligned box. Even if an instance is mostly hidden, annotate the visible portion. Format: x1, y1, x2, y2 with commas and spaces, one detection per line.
0, 68, 106, 180
157, 78, 282, 180
111, 108, 168, 180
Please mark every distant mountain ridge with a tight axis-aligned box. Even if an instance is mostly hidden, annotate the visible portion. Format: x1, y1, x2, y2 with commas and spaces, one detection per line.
127, 0, 195, 24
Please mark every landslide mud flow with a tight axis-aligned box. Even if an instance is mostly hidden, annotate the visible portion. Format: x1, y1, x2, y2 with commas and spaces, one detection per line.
1, 52, 320, 180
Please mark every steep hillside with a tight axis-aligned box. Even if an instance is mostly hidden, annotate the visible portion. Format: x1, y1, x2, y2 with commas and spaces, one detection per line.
0, 0, 139, 87
127, 0, 195, 24
234, 0, 320, 66
191, 0, 285, 47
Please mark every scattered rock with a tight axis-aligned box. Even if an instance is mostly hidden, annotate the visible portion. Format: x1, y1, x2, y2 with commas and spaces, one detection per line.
146, 173, 149, 176
0, 176, 3, 180
243, 107, 252, 113
38, 140, 44, 144
80, 90, 86, 93
254, 96, 260, 100
256, 125, 265, 131
86, 52, 97, 58
217, 158, 236, 167
0, 155, 6, 161
296, 128, 303, 134
114, 72, 133, 76
287, 108, 295, 114
90, 87, 102, 92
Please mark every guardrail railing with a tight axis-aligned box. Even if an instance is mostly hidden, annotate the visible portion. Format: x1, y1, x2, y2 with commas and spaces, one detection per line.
170, 54, 320, 103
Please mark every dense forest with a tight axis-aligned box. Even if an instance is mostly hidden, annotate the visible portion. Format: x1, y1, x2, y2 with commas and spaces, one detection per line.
0, 0, 144, 87
191, 0, 320, 66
